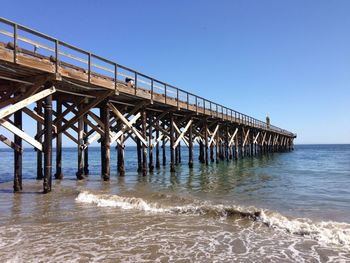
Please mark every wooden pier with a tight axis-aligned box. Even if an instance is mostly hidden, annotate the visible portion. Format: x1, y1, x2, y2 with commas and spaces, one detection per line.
0, 18, 296, 193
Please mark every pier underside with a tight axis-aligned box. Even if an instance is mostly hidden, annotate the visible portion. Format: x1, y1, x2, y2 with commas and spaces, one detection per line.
0, 18, 296, 193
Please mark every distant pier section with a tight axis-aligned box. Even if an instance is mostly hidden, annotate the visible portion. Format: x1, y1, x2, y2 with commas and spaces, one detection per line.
0, 18, 296, 193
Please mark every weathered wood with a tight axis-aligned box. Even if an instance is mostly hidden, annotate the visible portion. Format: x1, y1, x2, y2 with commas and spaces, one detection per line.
43, 91, 53, 193
76, 103, 84, 180
0, 119, 43, 151
188, 118, 193, 168
108, 103, 147, 146
142, 109, 148, 175
58, 91, 112, 135
155, 116, 160, 169
162, 121, 166, 166
137, 136, 142, 172
216, 128, 220, 163
101, 102, 111, 180
83, 116, 89, 175
36, 101, 43, 180
170, 113, 175, 172
55, 99, 63, 179
13, 108, 22, 192
0, 134, 21, 152
0, 86, 56, 120
148, 113, 154, 172
173, 119, 192, 149
117, 126, 125, 176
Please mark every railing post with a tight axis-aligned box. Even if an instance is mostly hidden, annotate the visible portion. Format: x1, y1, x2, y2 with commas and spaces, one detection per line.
165, 84, 167, 104
177, 88, 179, 109
187, 93, 189, 110
203, 99, 206, 115
114, 63, 119, 95
151, 78, 154, 104
134, 72, 137, 95
88, 53, 91, 83
55, 40, 59, 73
195, 96, 198, 114
13, 24, 17, 63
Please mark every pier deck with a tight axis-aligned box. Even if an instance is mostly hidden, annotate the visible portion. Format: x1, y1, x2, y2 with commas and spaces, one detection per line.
0, 17, 296, 193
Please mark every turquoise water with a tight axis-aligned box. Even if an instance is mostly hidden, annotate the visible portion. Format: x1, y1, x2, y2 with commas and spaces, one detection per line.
0, 144, 349, 262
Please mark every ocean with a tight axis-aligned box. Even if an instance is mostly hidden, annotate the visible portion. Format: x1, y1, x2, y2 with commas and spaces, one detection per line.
0, 144, 349, 262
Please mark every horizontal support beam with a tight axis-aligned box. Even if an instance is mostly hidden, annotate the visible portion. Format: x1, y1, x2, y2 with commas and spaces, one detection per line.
0, 119, 42, 151
0, 87, 56, 120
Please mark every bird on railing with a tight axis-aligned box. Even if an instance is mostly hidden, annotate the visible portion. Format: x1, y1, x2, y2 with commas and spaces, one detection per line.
125, 77, 135, 87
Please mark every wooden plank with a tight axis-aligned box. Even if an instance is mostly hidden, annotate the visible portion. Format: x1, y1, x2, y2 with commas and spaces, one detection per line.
173, 119, 192, 149
208, 124, 219, 146
22, 107, 57, 134
58, 91, 112, 134
0, 87, 56, 120
253, 132, 260, 144
173, 122, 189, 147
107, 103, 148, 146
0, 134, 22, 152
243, 129, 250, 147
228, 128, 238, 147
0, 119, 42, 151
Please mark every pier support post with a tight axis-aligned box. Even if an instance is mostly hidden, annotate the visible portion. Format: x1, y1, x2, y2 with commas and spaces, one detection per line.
36, 101, 43, 180
210, 143, 214, 162
199, 140, 204, 163
142, 109, 148, 175
170, 113, 175, 172
225, 125, 229, 161
178, 141, 181, 164
43, 90, 53, 193
148, 113, 154, 172
76, 104, 84, 180
162, 121, 166, 166
117, 132, 125, 176
188, 119, 193, 168
137, 137, 142, 172
175, 131, 179, 165
54, 99, 63, 179
13, 108, 22, 192
155, 116, 160, 169
204, 119, 208, 165
83, 116, 89, 175
235, 132, 239, 160
216, 129, 220, 163
101, 102, 110, 181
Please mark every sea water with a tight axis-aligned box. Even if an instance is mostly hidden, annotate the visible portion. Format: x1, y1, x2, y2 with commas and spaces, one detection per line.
0, 145, 349, 262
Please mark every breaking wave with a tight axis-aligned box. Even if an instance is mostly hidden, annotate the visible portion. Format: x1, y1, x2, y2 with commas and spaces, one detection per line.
76, 191, 350, 249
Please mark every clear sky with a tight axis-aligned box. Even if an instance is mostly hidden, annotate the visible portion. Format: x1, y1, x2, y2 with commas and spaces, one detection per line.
1, 0, 349, 144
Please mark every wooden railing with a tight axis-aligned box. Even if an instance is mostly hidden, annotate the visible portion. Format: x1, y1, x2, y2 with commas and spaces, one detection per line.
0, 17, 296, 137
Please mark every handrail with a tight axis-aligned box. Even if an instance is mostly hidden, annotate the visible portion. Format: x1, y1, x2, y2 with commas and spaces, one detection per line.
0, 17, 296, 137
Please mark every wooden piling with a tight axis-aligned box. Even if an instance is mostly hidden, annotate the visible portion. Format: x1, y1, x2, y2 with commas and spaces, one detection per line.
199, 140, 204, 163
54, 99, 63, 179
43, 90, 53, 193
148, 113, 154, 172
137, 137, 142, 172
76, 104, 84, 180
162, 121, 166, 166
155, 116, 160, 169
170, 113, 175, 172
142, 109, 147, 175
83, 116, 89, 175
36, 101, 43, 180
216, 128, 220, 164
188, 119, 193, 168
117, 132, 125, 176
13, 108, 22, 192
204, 119, 208, 165
101, 102, 110, 181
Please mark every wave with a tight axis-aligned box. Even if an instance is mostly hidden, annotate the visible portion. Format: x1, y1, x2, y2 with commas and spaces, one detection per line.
76, 191, 350, 248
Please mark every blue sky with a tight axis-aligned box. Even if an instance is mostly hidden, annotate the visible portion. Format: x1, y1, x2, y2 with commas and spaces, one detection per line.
1, 0, 349, 144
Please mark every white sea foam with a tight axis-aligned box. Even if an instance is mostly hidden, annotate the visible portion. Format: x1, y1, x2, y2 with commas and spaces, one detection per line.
76, 191, 350, 249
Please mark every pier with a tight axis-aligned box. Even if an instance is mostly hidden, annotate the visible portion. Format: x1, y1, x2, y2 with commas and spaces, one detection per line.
0, 18, 296, 193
